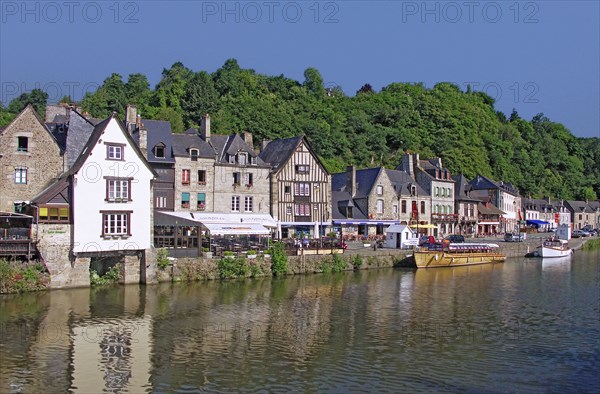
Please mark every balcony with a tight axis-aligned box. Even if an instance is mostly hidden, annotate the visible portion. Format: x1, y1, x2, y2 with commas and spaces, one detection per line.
431, 213, 459, 223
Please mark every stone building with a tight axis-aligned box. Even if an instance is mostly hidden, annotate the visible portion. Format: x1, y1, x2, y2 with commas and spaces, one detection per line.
0, 105, 64, 212
399, 153, 456, 237
452, 174, 479, 236
468, 174, 521, 234
332, 166, 433, 238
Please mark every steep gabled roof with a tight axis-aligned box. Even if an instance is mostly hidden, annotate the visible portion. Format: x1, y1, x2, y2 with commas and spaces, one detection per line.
259, 136, 329, 175
68, 114, 157, 178
452, 174, 479, 202
469, 174, 501, 190
386, 169, 427, 197
0, 104, 61, 147
258, 136, 303, 169
565, 200, 593, 212
332, 167, 381, 199
31, 177, 70, 205
64, 110, 96, 169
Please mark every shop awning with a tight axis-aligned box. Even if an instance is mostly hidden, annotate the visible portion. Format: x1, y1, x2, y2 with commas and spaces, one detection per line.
203, 222, 270, 235
154, 211, 274, 235
333, 220, 400, 225
526, 219, 550, 226
409, 224, 437, 229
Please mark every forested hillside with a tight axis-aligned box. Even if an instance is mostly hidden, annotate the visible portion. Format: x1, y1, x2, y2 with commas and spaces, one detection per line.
2, 59, 598, 200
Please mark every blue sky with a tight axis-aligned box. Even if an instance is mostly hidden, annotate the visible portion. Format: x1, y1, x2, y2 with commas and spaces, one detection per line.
1, 1, 598, 138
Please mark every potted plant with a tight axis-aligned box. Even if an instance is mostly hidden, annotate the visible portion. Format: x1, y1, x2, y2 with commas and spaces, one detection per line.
202, 247, 212, 258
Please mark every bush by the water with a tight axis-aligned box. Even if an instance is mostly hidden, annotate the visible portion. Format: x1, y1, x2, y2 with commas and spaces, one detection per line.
217, 256, 250, 279
321, 254, 348, 273
270, 241, 288, 276
90, 265, 121, 286
0, 259, 49, 294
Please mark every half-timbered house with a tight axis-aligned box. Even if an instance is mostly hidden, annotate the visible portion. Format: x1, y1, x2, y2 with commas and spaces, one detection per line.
259, 136, 331, 238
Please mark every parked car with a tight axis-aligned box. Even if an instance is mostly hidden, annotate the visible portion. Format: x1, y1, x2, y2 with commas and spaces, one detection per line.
572, 230, 590, 238
504, 232, 525, 242
443, 234, 465, 243
418, 236, 430, 246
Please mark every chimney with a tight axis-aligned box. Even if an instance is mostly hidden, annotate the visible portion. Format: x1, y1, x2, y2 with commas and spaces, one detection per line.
139, 123, 148, 160
347, 165, 356, 197
126, 105, 137, 132
401, 153, 413, 178
262, 139, 271, 151
200, 114, 211, 142
242, 131, 253, 149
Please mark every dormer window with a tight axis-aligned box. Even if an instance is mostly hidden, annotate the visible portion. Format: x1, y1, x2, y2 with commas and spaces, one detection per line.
238, 153, 247, 165
411, 185, 417, 196
250, 156, 257, 165
229, 155, 235, 164
154, 145, 165, 158
190, 149, 199, 161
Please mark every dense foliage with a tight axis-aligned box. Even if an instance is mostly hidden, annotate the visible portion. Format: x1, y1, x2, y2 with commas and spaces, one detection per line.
2, 59, 598, 199
0, 259, 49, 294
269, 241, 288, 276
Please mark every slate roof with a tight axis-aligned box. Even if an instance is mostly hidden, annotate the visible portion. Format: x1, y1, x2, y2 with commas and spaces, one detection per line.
135, 119, 175, 163
469, 174, 500, 190
469, 174, 519, 196
331, 190, 367, 220
386, 169, 427, 196
31, 177, 70, 205
172, 132, 215, 158
565, 200, 593, 213
258, 136, 303, 169
210, 134, 266, 165
332, 167, 381, 199
64, 110, 96, 169
478, 202, 505, 215
452, 174, 479, 202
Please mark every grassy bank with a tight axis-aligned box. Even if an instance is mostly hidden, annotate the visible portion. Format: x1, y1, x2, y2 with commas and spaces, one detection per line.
581, 238, 600, 251
0, 259, 50, 294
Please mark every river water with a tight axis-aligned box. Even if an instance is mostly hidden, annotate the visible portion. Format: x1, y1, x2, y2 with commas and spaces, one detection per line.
1, 251, 599, 393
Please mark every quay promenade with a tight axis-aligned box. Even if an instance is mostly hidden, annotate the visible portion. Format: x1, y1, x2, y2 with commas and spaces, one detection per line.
342, 233, 591, 259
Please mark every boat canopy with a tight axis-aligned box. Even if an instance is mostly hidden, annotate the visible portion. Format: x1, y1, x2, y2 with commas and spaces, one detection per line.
526, 219, 550, 226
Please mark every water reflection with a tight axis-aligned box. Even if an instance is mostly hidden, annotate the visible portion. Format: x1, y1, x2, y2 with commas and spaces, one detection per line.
0, 251, 599, 392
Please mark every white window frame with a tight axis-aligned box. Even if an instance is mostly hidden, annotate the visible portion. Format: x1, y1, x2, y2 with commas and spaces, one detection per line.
377, 199, 384, 214
102, 212, 130, 236
231, 196, 240, 212
376, 185, 383, 195
244, 196, 253, 212
107, 145, 123, 160
107, 179, 130, 201
15, 168, 27, 184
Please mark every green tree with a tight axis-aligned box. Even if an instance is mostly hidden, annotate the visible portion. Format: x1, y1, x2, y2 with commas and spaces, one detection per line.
7, 88, 48, 117
181, 71, 220, 127
153, 107, 184, 133
303, 67, 325, 98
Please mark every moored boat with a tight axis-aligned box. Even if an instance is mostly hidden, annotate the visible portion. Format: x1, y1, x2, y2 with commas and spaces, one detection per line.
537, 239, 572, 258
413, 242, 506, 268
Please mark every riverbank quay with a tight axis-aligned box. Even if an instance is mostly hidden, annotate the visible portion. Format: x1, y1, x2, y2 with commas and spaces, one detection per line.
1, 236, 596, 293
